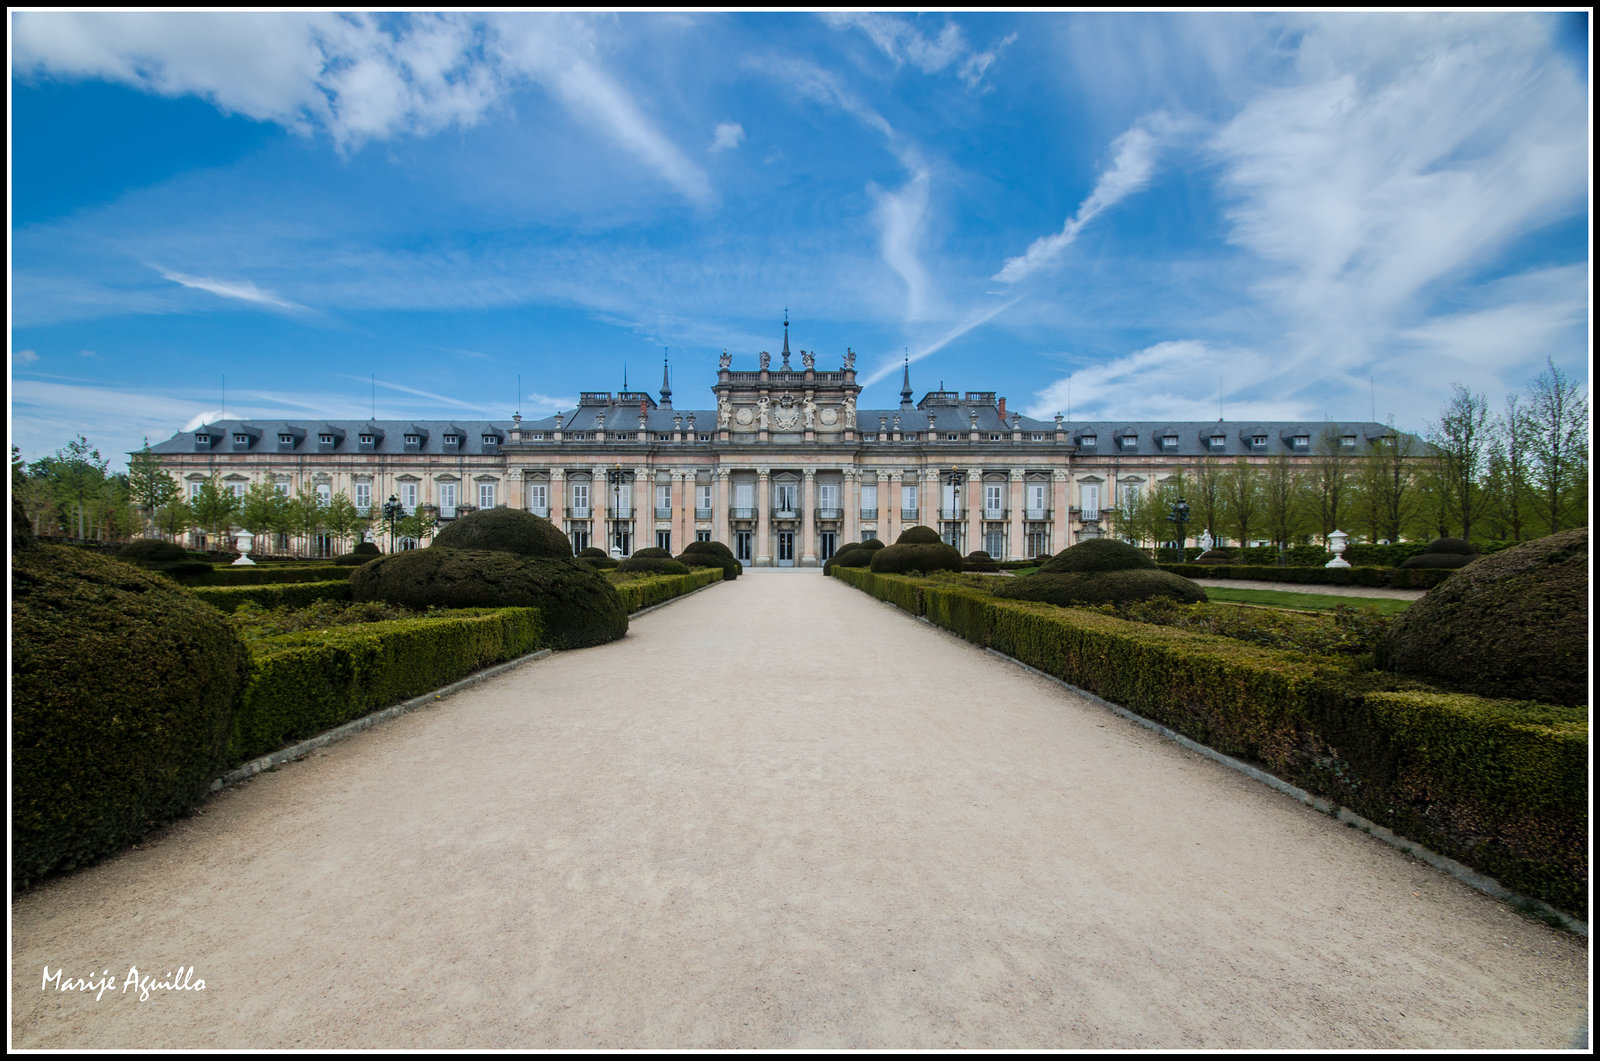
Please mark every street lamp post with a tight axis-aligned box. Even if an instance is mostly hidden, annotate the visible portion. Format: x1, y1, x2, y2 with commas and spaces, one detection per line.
943, 467, 965, 548
382, 494, 401, 553
1166, 497, 1191, 564
607, 465, 625, 557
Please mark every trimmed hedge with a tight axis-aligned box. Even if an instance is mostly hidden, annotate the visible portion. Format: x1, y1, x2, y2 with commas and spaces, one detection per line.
1159, 563, 1456, 590
830, 565, 1587, 916
677, 539, 741, 581
190, 580, 355, 613
617, 548, 690, 575
230, 608, 543, 763
577, 546, 619, 570
117, 539, 190, 563
182, 564, 350, 587
13, 545, 250, 889
995, 568, 1207, 606
613, 567, 722, 612
432, 507, 574, 558
871, 527, 963, 574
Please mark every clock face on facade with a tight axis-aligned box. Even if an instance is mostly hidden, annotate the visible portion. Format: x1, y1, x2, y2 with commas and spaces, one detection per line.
735, 407, 754, 425
820, 408, 838, 426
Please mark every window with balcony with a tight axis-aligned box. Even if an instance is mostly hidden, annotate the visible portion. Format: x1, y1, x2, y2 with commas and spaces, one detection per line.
569, 482, 589, 517
696, 484, 712, 517
1080, 484, 1100, 521
984, 483, 1004, 518
901, 484, 918, 518
400, 482, 418, 514
655, 483, 672, 517
479, 483, 497, 509
774, 483, 797, 516
354, 482, 371, 515
439, 482, 457, 518
818, 483, 840, 519
528, 483, 548, 517
859, 484, 877, 519
1026, 483, 1048, 520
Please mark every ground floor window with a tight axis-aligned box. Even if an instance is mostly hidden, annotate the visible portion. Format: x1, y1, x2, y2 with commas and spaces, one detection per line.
612, 526, 632, 556
314, 533, 335, 557
570, 527, 590, 553
735, 531, 752, 562
656, 529, 671, 552
983, 527, 1005, 557
940, 523, 963, 552
820, 531, 836, 561
399, 537, 419, 551
1025, 526, 1050, 557
696, 530, 712, 543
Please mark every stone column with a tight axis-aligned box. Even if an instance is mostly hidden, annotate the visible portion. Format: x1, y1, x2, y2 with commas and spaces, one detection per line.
923, 467, 940, 532
714, 468, 730, 546
633, 465, 649, 555
550, 467, 567, 542
755, 467, 772, 566
801, 468, 817, 566
506, 466, 525, 510
885, 471, 901, 544
965, 471, 982, 557
593, 465, 612, 554
842, 465, 857, 545
1053, 470, 1070, 552
1008, 468, 1025, 561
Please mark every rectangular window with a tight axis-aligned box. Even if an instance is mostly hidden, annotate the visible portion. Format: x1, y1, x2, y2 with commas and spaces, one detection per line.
274, 482, 290, 497
613, 483, 631, 518
354, 482, 371, 515
227, 482, 246, 499
820, 531, 837, 561
528, 483, 548, 516
860, 484, 877, 515
1026, 527, 1050, 557
989, 433, 1002, 442
400, 482, 418, 513
1028, 483, 1047, 518
1081, 484, 1100, 521
189, 481, 204, 500
942, 482, 960, 518
569, 482, 590, 516
696, 530, 712, 543
439, 482, 457, 517
656, 483, 671, 514
901, 484, 918, 516
735, 482, 754, 515
316, 483, 331, 507
697, 484, 712, 513
1031, 433, 1045, 442
775, 483, 797, 513
735, 530, 753, 562
984, 527, 1005, 557
479, 483, 496, 509
569, 528, 589, 553
945, 433, 960, 441
1340, 435, 1356, 448
656, 529, 672, 551
985, 483, 1004, 517
1122, 483, 1141, 510
819, 483, 838, 512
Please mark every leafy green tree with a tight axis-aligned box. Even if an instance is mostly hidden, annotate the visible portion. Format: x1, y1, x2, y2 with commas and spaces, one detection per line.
394, 508, 440, 547
189, 475, 240, 548
152, 496, 195, 540
29, 436, 112, 540
323, 492, 369, 552
237, 480, 291, 552
1526, 358, 1588, 534
1260, 454, 1308, 551
1425, 383, 1492, 541
1307, 426, 1353, 547
283, 486, 328, 557
126, 441, 180, 538
1351, 421, 1421, 543
1218, 457, 1263, 547
1482, 391, 1534, 542
1189, 457, 1225, 546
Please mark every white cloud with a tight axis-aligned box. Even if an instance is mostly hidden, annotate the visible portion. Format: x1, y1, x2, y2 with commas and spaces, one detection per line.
710, 122, 744, 152
824, 13, 1015, 89
861, 297, 1022, 388
1026, 340, 1304, 423
156, 267, 307, 313
523, 392, 578, 416
15, 349, 41, 365
870, 169, 933, 321
994, 114, 1179, 284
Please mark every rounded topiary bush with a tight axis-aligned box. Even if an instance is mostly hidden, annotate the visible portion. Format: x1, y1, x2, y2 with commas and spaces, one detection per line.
576, 546, 618, 569
117, 539, 190, 564
13, 545, 250, 889
964, 550, 999, 572
824, 539, 883, 572
352, 541, 381, 556
677, 539, 740, 580
617, 549, 691, 575
432, 507, 573, 559
350, 547, 627, 649
870, 527, 963, 575
1194, 547, 1237, 565
996, 536, 1205, 606
1376, 528, 1587, 706
1399, 537, 1480, 570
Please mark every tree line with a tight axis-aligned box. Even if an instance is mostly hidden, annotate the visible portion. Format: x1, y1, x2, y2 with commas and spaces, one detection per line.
1112, 359, 1586, 552
12, 440, 439, 557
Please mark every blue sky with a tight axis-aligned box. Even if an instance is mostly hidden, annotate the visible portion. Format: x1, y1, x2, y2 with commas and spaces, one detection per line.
9, 10, 1591, 470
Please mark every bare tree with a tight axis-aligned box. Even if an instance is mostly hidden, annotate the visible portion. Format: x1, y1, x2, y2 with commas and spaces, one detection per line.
1353, 420, 1421, 543
1483, 392, 1534, 541
1308, 426, 1353, 546
1190, 457, 1225, 546
1261, 454, 1307, 551
1526, 359, 1589, 535
1219, 457, 1263, 547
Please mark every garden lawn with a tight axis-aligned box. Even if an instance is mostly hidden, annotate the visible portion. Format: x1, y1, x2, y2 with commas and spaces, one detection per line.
1201, 587, 1413, 615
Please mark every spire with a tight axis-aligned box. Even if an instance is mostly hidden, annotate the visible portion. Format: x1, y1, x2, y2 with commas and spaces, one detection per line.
660, 347, 672, 407
780, 308, 791, 369
899, 351, 914, 409
622, 364, 628, 392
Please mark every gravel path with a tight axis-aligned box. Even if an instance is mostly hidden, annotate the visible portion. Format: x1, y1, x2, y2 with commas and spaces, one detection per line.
10, 571, 1584, 1049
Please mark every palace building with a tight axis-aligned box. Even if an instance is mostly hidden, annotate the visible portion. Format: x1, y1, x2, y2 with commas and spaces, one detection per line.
146, 322, 1405, 564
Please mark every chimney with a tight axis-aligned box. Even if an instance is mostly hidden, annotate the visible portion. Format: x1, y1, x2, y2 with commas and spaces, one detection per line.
997, 397, 1007, 421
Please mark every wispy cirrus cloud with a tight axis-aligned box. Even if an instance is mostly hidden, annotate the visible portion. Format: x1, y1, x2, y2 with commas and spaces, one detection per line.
995, 113, 1184, 284
861, 296, 1022, 388
156, 266, 308, 313
710, 121, 744, 152
823, 13, 1016, 89
16, 349, 41, 365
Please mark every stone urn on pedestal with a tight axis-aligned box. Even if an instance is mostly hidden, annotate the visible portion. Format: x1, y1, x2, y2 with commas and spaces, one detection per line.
1325, 529, 1350, 568
232, 528, 256, 566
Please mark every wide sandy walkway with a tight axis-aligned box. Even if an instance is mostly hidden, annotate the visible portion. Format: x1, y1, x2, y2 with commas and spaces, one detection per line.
10, 571, 1586, 1049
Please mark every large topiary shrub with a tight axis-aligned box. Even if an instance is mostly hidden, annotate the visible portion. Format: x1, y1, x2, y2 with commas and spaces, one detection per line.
13, 545, 251, 888
1398, 537, 1480, 570
432, 507, 574, 559
964, 550, 999, 572
349, 548, 627, 649
352, 541, 381, 556
117, 539, 190, 564
995, 536, 1206, 607
824, 538, 884, 573
1194, 547, 1237, 565
618, 547, 691, 575
676, 539, 740, 581
576, 546, 618, 570
1377, 528, 1587, 706
870, 526, 963, 575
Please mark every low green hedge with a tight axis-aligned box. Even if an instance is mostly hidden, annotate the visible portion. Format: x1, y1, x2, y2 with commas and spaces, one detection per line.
829, 566, 1587, 916
190, 580, 355, 613
1159, 563, 1455, 590
181, 564, 351, 587
613, 568, 722, 612
229, 608, 543, 763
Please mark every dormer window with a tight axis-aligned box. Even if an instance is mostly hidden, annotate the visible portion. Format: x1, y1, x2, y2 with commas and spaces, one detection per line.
1341, 435, 1357, 448
1291, 434, 1310, 449
482, 435, 497, 445
279, 434, 294, 445
1161, 435, 1179, 449
443, 434, 459, 445
1078, 434, 1096, 447
319, 433, 334, 445
405, 434, 420, 446
233, 433, 249, 445
1250, 434, 1268, 448
1206, 436, 1225, 450
359, 433, 375, 445
195, 433, 210, 445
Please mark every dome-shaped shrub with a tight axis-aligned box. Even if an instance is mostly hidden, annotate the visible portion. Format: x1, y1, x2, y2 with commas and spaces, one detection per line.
617, 549, 690, 575
333, 551, 379, 566
432, 507, 573, 559
870, 527, 963, 575
824, 539, 883, 573
894, 525, 944, 545
996, 536, 1205, 607
1194, 547, 1236, 565
350, 548, 627, 650
676, 540, 740, 581
13, 546, 250, 888
1399, 537, 1480, 570
352, 541, 381, 556
117, 539, 190, 563
964, 550, 999, 572
1377, 528, 1587, 705
576, 545, 618, 569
